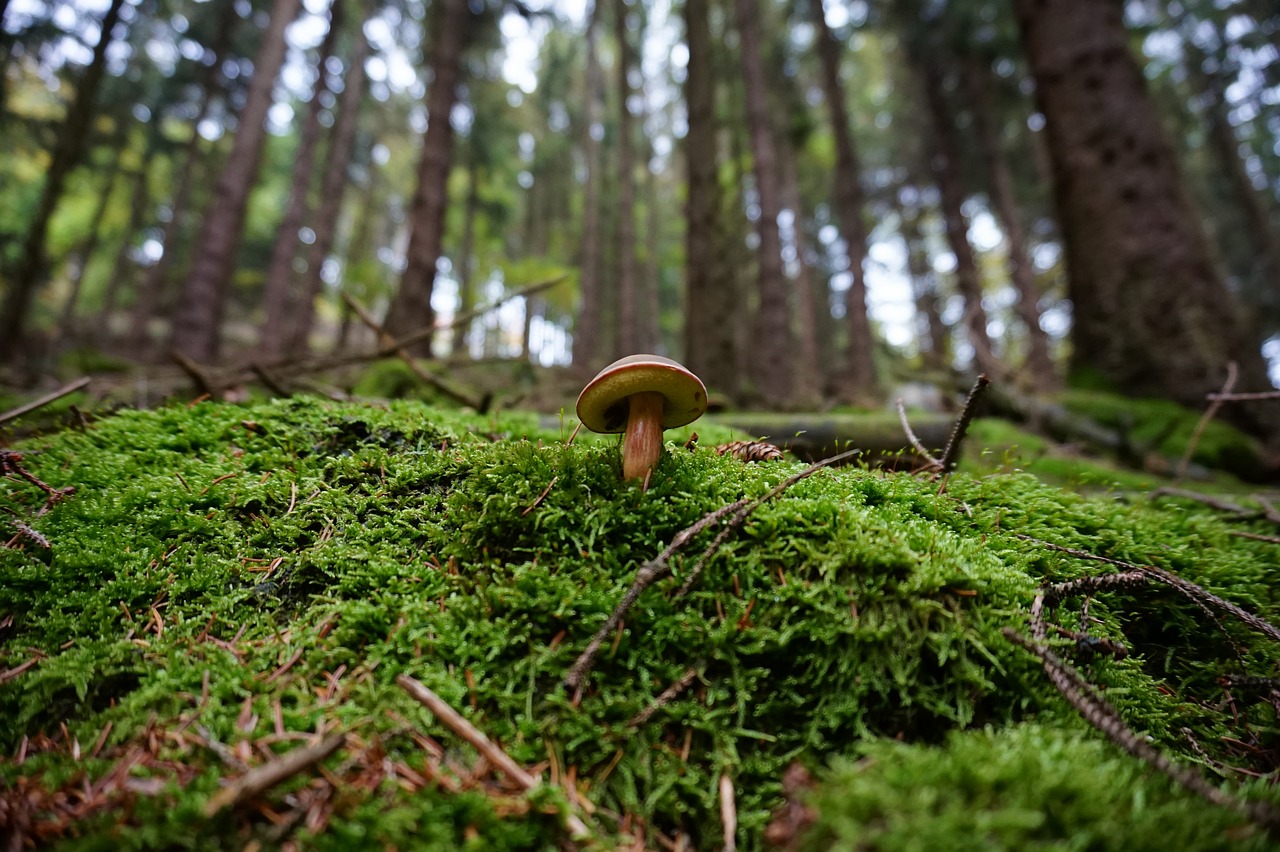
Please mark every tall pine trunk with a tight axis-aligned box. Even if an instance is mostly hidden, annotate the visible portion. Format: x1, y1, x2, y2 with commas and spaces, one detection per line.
452, 158, 480, 356
682, 0, 738, 397
259, 1, 341, 357
54, 153, 124, 346
169, 0, 303, 363
1013, 0, 1278, 440
811, 0, 877, 401
919, 57, 999, 377
612, 0, 642, 356
964, 57, 1056, 386
897, 190, 949, 368
289, 20, 369, 355
0, 0, 126, 364
383, 0, 471, 353
574, 0, 606, 373
733, 0, 794, 403
127, 0, 237, 352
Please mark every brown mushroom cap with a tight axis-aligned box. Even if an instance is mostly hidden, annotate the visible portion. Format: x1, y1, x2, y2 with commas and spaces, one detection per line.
576, 354, 708, 433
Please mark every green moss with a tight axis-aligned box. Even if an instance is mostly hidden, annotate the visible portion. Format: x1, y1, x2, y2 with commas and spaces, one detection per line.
798, 725, 1273, 851
2, 397, 1278, 848
1060, 390, 1262, 478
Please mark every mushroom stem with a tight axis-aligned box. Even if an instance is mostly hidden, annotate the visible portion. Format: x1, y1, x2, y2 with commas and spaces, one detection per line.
621, 391, 666, 482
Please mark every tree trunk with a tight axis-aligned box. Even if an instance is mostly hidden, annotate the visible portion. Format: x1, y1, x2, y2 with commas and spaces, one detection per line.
574, 0, 606, 373
1013, 0, 1278, 440
126, 0, 237, 353
897, 194, 949, 368
612, 0, 643, 356
0, 0, 126, 364
1183, 38, 1280, 334
259, 0, 341, 358
54, 153, 124, 347
452, 157, 480, 356
919, 57, 999, 377
811, 0, 877, 401
777, 134, 822, 407
169, 0, 303, 363
383, 0, 471, 354
963, 57, 1057, 387
98, 163, 153, 326
682, 0, 738, 398
733, 0, 794, 403
289, 18, 369, 355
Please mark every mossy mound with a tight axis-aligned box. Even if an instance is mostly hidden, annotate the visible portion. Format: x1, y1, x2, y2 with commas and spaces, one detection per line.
2, 397, 1278, 848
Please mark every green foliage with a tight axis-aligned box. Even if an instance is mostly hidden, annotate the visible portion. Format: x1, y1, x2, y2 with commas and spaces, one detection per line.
2, 398, 1278, 847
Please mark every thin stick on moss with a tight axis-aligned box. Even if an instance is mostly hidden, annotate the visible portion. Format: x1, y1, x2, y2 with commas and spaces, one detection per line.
397, 674, 592, 840
1003, 627, 1280, 830
1230, 530, 1280, 545
720, 772, 738, 852
521, 476, 559, 517
627, 666, 700, 728
563, 498, 750, 697
204, 733, 346, 816
565, 447, 862, 696
1177, 361, 1237, 481
1019, 535, 1280, 644
675, 448, 863, 598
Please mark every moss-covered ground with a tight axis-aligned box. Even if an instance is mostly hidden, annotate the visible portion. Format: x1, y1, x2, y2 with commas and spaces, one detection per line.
2, 397, 1279, 848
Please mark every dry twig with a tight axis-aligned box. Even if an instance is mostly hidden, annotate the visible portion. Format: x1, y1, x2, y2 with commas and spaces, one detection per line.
627, 666, 700, 728
204, 733, 346, 816
0, 377, 92, 425
720, 772, 738, 852
1177, 361, 1237, 481
397, 674, 591, 840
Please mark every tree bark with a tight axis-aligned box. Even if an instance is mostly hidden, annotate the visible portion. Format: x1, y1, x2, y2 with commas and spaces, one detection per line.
289, 18, 369, 355
452, 157, 480, 356
919, 57, 1000, 377
612, 0, 643, 356
259, 0, 341, 358
897, 193, 949, 368
0, 0, 126, 364
964, 57, 1057, 387
733, 0, 794, 403
127, 0, 237, 353
811, 0, 877, 401
777, 133, 822, 407
574, 0, 606, 373
169, 0, 303, 363
1013, 0, 1278, 440
383, 0, 471, 354
682, 0, 739, 398
54, 152, 124, 347
98, 162, 153, 325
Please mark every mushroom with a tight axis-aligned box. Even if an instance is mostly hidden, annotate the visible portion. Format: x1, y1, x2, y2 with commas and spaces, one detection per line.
576, 354, 708, 483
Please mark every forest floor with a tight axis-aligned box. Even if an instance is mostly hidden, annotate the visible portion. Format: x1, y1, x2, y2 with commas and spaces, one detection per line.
2, 367, 1280, 849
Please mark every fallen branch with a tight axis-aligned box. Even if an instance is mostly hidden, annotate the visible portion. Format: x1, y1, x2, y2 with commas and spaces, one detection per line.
895, 374, 989, 477
344, 294, 490, 412
0, 377, 92, 425
397, 674, 591, 840
204, 733, 346, 816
